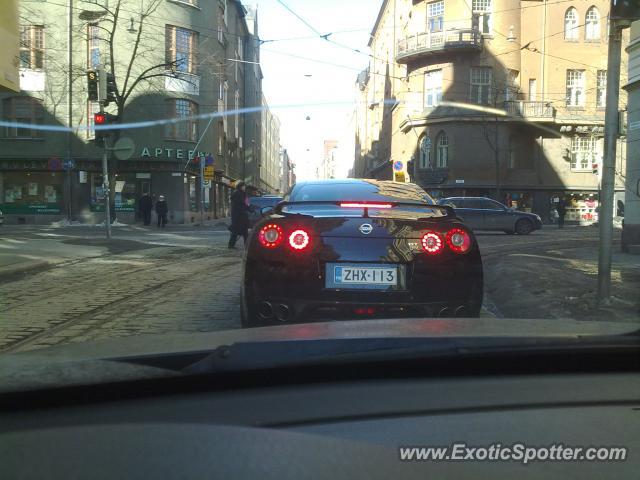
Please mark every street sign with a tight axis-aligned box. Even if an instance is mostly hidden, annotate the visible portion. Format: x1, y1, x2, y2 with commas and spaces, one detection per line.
393, 160, 404, 172
48, 157, 62, 171
394, 172, 406, 183
204, 165, 214, 180
113, 137, 135, 160
63, 158, 76, 170
203, 180, 211, 187
205, 155, 214, 166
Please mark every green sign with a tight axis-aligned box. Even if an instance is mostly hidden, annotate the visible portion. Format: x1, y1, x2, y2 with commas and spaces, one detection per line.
0, 203, 62, 215
90, 204, 135, 212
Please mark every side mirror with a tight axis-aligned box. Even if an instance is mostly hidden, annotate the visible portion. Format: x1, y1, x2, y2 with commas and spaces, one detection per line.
260, 206, 274, 216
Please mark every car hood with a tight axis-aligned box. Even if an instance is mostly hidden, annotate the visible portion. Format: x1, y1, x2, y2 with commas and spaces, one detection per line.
0, 318, 636, 393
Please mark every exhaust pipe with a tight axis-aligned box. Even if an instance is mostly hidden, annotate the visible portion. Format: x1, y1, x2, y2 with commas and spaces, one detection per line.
258, 302, 274, 319
275, 304, 291, 322
438, 307, 452, 318
454, 306, 467, 318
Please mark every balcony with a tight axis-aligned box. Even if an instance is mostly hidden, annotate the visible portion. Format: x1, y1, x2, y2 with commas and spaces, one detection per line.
502, 101, 556, 121
396, 29, 482, 64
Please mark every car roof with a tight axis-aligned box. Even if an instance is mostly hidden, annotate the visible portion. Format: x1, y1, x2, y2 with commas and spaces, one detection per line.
290, 179, 433, 203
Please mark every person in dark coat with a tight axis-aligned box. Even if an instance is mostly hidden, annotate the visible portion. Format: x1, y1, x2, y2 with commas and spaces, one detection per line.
228, 181, 251, 249
138, 193, 153, 226
557, 197, 567, 229
155, 195, 168, 228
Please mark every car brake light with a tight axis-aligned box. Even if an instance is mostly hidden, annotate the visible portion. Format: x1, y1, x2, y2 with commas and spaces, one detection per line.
258, 224, 283, 248
288, 229, 310, 250
340, 202, 392, 209
446, 228, 472, 254
421, 231, 443, 254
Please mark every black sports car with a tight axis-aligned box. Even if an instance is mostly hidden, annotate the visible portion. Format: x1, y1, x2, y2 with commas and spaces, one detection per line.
241, 179, 483, 327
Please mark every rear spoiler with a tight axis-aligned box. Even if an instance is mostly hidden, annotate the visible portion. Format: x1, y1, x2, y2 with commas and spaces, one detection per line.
273, 201, 456, 219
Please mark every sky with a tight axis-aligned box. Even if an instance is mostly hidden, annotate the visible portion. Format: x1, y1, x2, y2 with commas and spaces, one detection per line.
255, 0, 381, 180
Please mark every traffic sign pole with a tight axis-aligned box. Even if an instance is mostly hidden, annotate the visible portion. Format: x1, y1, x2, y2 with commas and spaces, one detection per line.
200, 155, 205, 226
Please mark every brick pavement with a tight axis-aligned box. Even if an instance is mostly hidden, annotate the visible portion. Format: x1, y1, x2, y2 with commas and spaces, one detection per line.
0, 239, 244, 354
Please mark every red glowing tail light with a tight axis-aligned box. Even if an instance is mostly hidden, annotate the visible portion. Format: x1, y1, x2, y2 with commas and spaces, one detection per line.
446, 228, 472, 254
421, 231, 444, 254
258, 224, 283, 248
288, 229, 311, 251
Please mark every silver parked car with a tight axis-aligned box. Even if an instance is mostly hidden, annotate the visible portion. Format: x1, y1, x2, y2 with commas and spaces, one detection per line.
438, 197, 542, 235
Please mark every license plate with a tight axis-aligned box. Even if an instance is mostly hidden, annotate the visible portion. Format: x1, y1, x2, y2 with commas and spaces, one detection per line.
325, 263, 399, 290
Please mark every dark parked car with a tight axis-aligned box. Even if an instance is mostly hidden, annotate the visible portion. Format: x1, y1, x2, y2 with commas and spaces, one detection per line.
248, 195, 283, 227
241, 179, 483, 327
437, 197, 542, 235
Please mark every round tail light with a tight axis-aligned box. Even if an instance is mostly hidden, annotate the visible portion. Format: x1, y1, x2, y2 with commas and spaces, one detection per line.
288, 229, 310, 251
446, 228, 472, 253
258, 224, 283, 248
421, 231, 443, 254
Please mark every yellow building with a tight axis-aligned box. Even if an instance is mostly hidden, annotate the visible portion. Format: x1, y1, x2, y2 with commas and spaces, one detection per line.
0, 0, 20, 92
354, 0, 627, 223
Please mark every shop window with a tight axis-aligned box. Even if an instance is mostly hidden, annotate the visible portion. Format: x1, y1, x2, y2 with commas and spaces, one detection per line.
2, 97, 44, 139
1, 172, 63, 214
90, 174, 137, 212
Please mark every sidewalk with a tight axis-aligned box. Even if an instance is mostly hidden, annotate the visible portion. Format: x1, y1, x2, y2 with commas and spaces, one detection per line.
484, 241, 640, 323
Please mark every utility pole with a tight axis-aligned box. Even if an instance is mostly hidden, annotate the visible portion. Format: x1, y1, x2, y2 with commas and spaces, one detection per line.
200, 155, 205, 226
98, 65, 112, 239
598, 12, 628, 304
66, 0, 73, 223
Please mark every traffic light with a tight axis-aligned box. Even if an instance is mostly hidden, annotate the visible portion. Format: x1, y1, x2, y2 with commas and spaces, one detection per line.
98, 68, 118, 106
87, 70, 98, 101
94, 112, 118, 145
105, 72, 118, 106
610, 0, 640, 20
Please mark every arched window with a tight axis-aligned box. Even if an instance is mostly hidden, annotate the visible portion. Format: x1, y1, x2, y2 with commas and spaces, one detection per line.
564, 8, 578, 40
585, 7, 600, 40
436, 132, 448, 168
419, 136, 432, 169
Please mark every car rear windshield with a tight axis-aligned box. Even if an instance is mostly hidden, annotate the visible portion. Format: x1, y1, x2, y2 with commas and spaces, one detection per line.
249, 197, 282, 207
290, 182, 434, 204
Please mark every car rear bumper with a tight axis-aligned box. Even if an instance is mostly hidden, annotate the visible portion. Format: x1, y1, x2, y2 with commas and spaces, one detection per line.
243, 254, 483, 325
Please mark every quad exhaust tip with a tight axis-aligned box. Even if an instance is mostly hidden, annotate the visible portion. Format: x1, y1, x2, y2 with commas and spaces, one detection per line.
258, 302, 274, 319
438, 307, 452, 318
454, 306, 467, 317
275, 304, 291, 322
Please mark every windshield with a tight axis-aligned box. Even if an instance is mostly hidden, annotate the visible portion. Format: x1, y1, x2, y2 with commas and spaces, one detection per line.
0, 0, 638, 364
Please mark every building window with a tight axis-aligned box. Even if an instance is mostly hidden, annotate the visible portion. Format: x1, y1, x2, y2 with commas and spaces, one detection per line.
528, 79, 537, 101
585, 7, 600, 41
566, 69, 585, 107
165, 99, 198, 141
470, 67, 492, 104
419, 136, 432, 169
424, 69, 442, 107
596, 70, 606, 108
20, 25, 44, 70
87, 101, 100, 140
165, 25, 198, 74
217, 8, 225, 43
87, 24, 100, 69
472, 0, 492, 35
427, 1, 444, 33
237, 37, 243, 60
2, 97, 44, 138
436, 132, 448, 168
571, 136, 596, 171
564, 8, 579, 40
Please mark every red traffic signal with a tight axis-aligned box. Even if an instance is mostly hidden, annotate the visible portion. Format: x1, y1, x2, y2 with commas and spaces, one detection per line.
94, 113, 106, 125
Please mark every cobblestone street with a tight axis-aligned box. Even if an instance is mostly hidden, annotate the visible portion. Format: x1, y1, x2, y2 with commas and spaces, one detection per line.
0, 224, 638, 354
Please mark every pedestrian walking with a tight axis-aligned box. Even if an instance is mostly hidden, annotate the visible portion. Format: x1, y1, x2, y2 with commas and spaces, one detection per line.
155, 194, 168, 228
557, 197, 567, 229
138, 192, 153, 226
228, 181, 251, 249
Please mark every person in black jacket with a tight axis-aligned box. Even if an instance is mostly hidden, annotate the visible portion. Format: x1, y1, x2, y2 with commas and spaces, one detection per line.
155, 195, 168, 228
138, 193, 153, 226
228, 181, 251, 249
